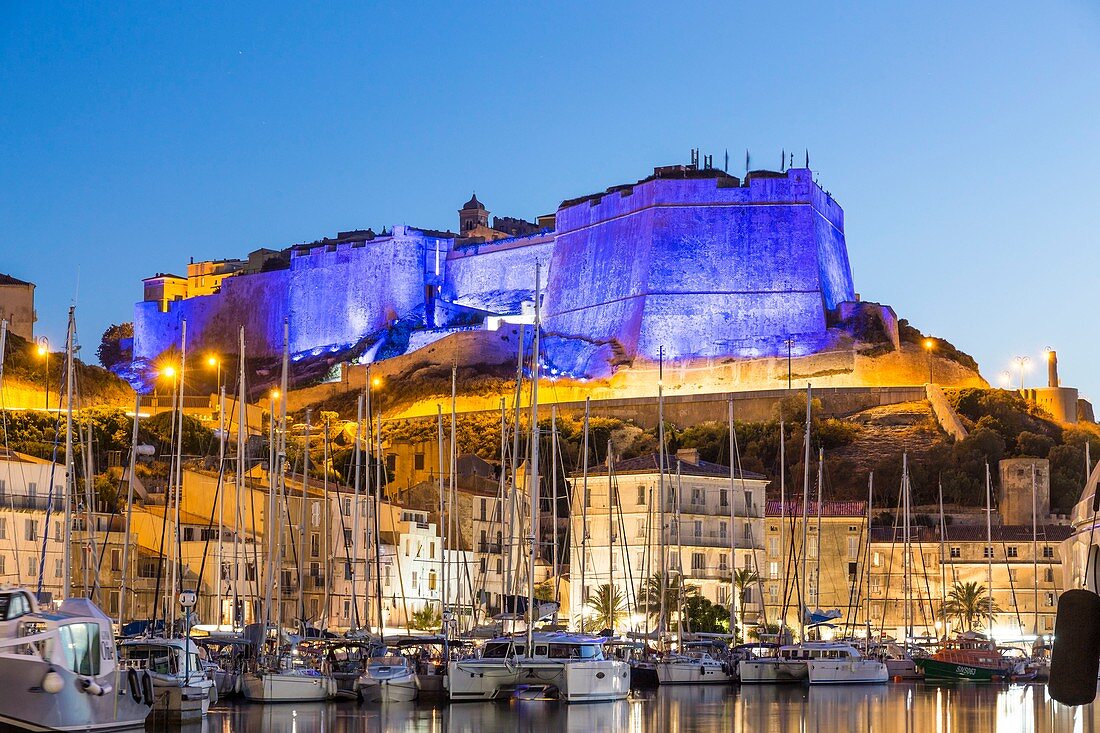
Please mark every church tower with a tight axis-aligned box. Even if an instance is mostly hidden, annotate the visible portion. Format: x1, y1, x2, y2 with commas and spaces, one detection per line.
459, 193, 489, 233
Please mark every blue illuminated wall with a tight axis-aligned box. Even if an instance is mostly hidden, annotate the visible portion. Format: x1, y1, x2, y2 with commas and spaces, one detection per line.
542, 168, 854, 371
133, 167, 858, 382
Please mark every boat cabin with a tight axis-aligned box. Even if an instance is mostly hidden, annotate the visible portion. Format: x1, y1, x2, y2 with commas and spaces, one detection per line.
481, 634, 607, 661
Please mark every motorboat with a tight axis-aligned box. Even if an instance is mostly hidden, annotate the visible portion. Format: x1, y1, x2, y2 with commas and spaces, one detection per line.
913, 633, 1013, 681
321, 640, 372, 700
805, 643, 889, 684
739, 642, 859, 683
118, 637, 218, 718
357, 652, 419, 703
447, 632, 630, 702
655, 641, 734, 685
0, 591, 152, 731
241, 664, 336, 702
193, 633, 251, 698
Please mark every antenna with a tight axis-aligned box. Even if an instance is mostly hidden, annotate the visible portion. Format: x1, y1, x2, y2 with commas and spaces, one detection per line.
781, 148, 785, 171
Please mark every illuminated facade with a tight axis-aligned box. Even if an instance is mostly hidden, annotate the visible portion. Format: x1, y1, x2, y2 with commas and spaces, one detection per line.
133, 164, 858, 380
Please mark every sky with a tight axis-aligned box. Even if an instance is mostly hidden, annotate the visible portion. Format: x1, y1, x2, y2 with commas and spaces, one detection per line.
1, 2, 1098, 402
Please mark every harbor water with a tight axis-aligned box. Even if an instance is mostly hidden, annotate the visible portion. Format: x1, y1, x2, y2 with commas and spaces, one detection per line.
161, 684, 1100, 733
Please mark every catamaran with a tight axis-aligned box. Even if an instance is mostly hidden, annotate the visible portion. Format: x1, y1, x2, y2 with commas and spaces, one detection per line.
805, 642, 888, 684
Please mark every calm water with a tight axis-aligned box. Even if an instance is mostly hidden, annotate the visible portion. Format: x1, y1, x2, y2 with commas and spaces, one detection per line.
168, 684, 1100, 733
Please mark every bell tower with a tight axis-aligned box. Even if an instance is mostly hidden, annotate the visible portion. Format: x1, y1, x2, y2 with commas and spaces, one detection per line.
459, 193, 489, 233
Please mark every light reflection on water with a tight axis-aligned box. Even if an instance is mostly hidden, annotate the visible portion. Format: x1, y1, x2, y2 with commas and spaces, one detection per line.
190, 684, 1100, 733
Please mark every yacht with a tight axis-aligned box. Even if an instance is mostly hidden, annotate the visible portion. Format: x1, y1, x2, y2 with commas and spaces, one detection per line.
655, 641, 734, 685
805, 643, 889, 684
447, 632, 630, 702
119, 637, 218, 717
358, 651, 419, 703
739, 642, 857, 683
0, 591, 152, 731
242, 641, 336, 702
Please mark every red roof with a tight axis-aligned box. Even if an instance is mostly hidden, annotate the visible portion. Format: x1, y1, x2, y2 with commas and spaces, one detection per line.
766, 500, 867, 518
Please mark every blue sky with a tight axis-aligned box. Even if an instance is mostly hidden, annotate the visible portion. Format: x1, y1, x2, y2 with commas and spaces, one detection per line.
2, 2, 1098, 401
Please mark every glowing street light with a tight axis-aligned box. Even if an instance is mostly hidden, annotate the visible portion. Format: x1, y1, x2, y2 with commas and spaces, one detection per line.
270, 388, 281, 402
1012, 356, 1031, 391
34, 337, 49, 409
923, 338, 935, 385
371, 376, 383, 389
161, 364, 177, 380
206, 354, 222, 398
999, 370, 1012, 389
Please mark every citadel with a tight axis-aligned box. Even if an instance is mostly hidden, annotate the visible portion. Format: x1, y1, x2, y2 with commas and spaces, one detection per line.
132, 159, 960, 392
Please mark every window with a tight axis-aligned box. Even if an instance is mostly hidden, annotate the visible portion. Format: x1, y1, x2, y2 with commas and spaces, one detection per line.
309, 562, 320, 578
768, 537, 779, 556
768, 561, 779, 580
585, 487, 592, 507
108, 591, 119, 615
872, 551, 882, 567
871, 576, 883, 594
183, 528, 195, 542
344, 529, 353, 547
743, 523, 752, 540
343, 600, 351, 619
691, 488, 703, 506
55, 558, 62, 578
950, 547, 961, 558
0, 518, 5, 540
138, 559, 160, 578
221, 562, 232, 581
110, 549, 121, 572
480, 499, 487, 521
309, 598, 319, 619
54, 521, 61, 540
1043, 546, 1055, 559
1007, 546, 1018, 558
0, 555, 4, 575
719, 554, 729, 572
27, 555, 37, 578
342, 498, 352, 516
808, 537, 818, 560
344, 563, 353, 581
720, 489, 729, 508
414, 453, 425, 471
27, 482, 37, 499
637, 486, 646, 506
847, 537, 859, 560
58, 622, 101, 675
1045, 568, 1054, 583
311, 502, 321, 527
769, 584, 779, 603
310, 533, 320, 557
24, 519, 37, 542
691, 553, 705, 571
720, 522, 728, 539
744, 490, 753, 509
1045, 593, 1055, 607
808, 574, 818, 603
280, 569, 292, 588
848, 525, 858, 533
984, 546, 994, 559
694, 521, 702, 538
428, 570, 437, 590
848, 562, 858, 578
246, 563, 256, 581
0, 479, 4, 500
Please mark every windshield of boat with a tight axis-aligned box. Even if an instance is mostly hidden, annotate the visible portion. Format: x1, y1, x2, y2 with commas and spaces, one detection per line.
482, 642, 523, 658
58, 622, 102, 676
0, 592, 33, 620
548, 643, 601, 660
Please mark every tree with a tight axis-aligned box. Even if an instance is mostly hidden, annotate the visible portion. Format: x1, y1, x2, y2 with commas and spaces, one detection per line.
941, 581, 1000, 632
682, 596, 729, 634
636, 572, 700, 628
584, 583, 627, 632
96, 323, 133, 370
732, 567, 760, 640
409, 606, 442, 631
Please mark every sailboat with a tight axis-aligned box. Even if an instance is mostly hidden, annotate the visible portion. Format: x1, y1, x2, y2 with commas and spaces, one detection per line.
448, 265, 629, 703
0, 314, 152, 731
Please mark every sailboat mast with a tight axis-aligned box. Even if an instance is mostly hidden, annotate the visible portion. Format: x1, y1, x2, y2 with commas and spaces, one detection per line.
299, 411, 310, 633
580, 397, 590, 628
62, 307, 75, 599
727, 399, 736, 633
507, 326, 525, 628
275, 317, 290, 662
1032, 463, 1039, 637
351, 393, 363, 629
119, 384, 141, 628
657, 347, 667, 639
815, 448, 824, 628
778, 418, 786, 637
985, 463, 994, 635
798, 384, 811, 641
551, 405, 560, 617
607, 439, 614, 631
865, 472, 873, 636
449, 363, 457, 626
902, 453, 910, 640
216, 383, 226, 626
235, 328, 246, 629
437, 404, 446, 632
526, 263, 541, 652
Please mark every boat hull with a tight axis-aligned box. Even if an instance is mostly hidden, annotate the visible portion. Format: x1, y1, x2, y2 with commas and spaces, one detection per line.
359, 672, 419, 703
447, 659, 629, 702
242, 672, 334, 702
655, 661, 733, 685
914, 658, 1008, 681
0, 655, 151, 732
807, 660, 889, 684
738, 659, 807, 683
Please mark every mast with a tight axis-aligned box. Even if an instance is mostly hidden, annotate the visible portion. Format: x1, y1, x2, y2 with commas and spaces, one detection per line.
1032, 463, 1039, 637
938, 478, 948, 634
373, 413, 385, 644
351, 393, 364, 629
322, 416, 331, 627
62, 307, 74, 599
171, 321, 187, 616
675, 459, 684, 645
727, 399, 736, 633
526, 263, 541, 651
506, 325, 524, 630
580, 397, 590, 628
778, 418, 786, 638
437, 404, 446, 633
551, 404, 559, 615
215, 383, 226, 627
235, 328, 246, 630
865, 472, 873, 636
275, 317, 290, 664
449, 363, 457, 627
299, 410, 310, 633
657, 346, 668, 639
985, 463, 994, 635
119, 380, 141, 628
798, 385, 812, 642
815, 447, 824, 632
902, 453, 911, 641
607, 439, 614, 632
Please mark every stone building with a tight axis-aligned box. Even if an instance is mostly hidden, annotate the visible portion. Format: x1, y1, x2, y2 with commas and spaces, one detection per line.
998, 458, 1049, 526
761, 500, 868, 637
569, 450, 767, 631
0, 272, 35, 341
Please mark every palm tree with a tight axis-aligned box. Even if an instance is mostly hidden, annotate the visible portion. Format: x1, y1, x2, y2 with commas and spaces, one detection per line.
941, 581, 1001, 632
731, 568, 760, 640
585, 583, 627, 632
636, 572, 700, 630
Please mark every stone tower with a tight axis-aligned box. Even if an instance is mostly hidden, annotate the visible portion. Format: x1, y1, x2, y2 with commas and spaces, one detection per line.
459, 194, 489, 233
998, 458, 1050, 525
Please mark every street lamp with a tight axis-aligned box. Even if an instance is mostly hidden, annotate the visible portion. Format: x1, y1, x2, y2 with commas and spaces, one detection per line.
923, 339, 935, 385
1012, 356, 1030, 391
999, 370, 1012, 389
206, 354, 222, 401
35, 337, 49, 410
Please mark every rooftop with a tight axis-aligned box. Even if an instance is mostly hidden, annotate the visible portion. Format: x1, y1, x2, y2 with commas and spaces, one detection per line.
766, 500, 868, 518
870, 524, 1074, 544
583, 452, 767, 481
0, 273, 31, 286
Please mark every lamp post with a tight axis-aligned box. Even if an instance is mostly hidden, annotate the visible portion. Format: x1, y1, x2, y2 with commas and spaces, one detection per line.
1013, 356, 1031, 391
206, 354, 222, 400
35, 337, 49, 409
923, 339, 935, 385
783, 338, 794, 390
999, 371, 1012, 389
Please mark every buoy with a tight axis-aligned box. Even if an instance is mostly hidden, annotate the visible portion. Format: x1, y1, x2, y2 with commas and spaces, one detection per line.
41, 670, 64, 694
141, 671, 155, 706
128, 669, 142, 703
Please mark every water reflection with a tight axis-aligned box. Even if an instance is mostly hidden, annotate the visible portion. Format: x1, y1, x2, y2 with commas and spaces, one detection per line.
198, 684, 1100, 733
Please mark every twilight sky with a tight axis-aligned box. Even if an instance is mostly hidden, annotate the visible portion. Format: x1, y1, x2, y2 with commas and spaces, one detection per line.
2, 2, 1098, 401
